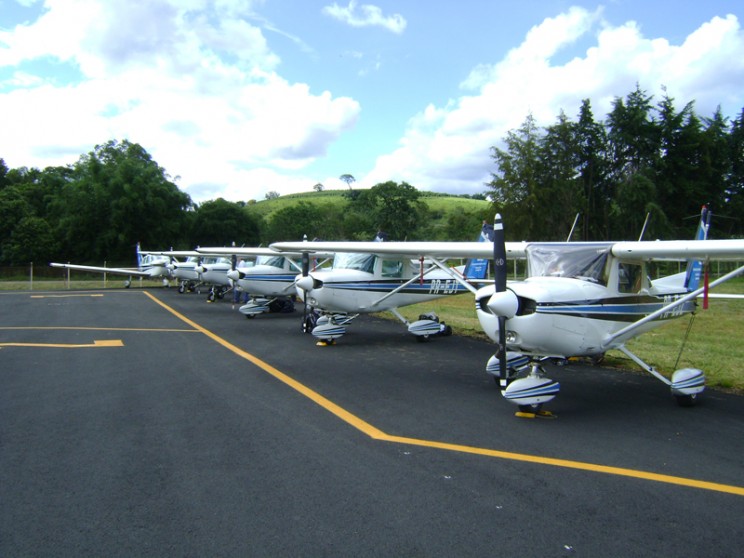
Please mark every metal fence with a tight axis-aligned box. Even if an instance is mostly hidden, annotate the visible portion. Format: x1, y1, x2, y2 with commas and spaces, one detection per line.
0, 264, 159, 290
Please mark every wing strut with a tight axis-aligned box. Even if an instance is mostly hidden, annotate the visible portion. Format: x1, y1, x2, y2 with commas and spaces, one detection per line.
602, 264, 744, 348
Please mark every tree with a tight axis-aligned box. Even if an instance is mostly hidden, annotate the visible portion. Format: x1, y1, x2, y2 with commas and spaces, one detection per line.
263, 201, 322, 242
189, 198, 260, 247
488, 113, 542, 240
348, 181, 427, 240
538, 110, 583, 240
574, 99, 610, 239
265, 191, 280, 200
4, 216, 58, 265
313, 182, 324, 192
724, 107, 744, 236
339, 174, 355, 189
0, 158, 8, 190
51, 139, 192, 263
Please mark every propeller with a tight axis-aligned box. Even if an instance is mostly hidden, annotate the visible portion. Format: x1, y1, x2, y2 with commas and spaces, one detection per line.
229, 253, 238, 289
488, 214, 519, 389
298, 235, 313, 332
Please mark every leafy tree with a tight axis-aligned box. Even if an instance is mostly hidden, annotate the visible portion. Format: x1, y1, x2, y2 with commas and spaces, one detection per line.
0, 186, 34, 264
442, 210, 489, 241
189, 198, 260, 246
4, 216, 58, 265
339, 174, 355, 189
724, 108, 744, 236
48, 140, 192, 262
348, 181, 428, 240
488, 113, 542, 240
538, 110, 583, 240
0, 158, 8, 190
263, 201, 323, 242
574, 99, 610, 239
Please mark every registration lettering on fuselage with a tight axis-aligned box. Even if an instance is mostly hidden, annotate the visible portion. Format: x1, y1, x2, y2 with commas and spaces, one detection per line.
428, 279, 459, 295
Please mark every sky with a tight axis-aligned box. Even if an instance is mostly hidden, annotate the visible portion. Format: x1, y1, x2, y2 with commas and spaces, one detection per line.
1, 1, 743, 204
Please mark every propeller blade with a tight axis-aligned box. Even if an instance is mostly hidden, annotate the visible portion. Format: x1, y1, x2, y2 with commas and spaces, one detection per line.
493, 214, 506, 293
301, 252, 310, 278
493, 214, 508, 389
299, 235, 311, 332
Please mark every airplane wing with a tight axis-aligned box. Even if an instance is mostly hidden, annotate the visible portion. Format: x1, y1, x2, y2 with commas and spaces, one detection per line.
196, 246, 337, 259
49, 263, 154, 278
150, 250, 200, 258
196, 247, 286, 257
269, 240, 529, 260
270, 239, 744, 262
612, 239, 744, 261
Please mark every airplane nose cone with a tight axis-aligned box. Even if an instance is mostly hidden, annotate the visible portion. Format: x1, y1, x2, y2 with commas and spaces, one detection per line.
195, 266, 206, 274
227, 269, 241, 281
487, 289, 519, 319
296, 275, 315, 292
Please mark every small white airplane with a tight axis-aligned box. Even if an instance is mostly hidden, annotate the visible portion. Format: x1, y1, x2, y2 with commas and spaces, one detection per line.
50, 243, 174, 287
269, 230, 493, 344
194, 247, 331, 317
271, 207, 744, 415
158, 250, 254, 300
193, 255, 241, 302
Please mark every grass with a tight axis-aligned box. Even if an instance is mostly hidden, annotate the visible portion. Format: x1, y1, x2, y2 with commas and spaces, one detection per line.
245, 189, 489, 223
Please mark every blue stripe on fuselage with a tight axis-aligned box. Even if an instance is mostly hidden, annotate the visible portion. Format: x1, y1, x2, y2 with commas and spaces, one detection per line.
536, 295, 696, 322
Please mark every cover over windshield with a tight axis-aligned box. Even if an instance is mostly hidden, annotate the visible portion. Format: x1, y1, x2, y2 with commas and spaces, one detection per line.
527, 243, 611, 284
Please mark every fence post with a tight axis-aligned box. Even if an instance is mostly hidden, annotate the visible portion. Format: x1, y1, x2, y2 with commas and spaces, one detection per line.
30, 262, 33, 291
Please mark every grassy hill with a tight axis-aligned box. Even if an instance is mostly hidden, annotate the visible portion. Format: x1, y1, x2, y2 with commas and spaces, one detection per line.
245, 189, 492, 236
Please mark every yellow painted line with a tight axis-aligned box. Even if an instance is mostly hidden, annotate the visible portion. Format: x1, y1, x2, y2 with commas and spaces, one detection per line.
0, 339, 124, 348
143, 291, 744, 497
30, 294, 105, 298
0, 326, 197, 333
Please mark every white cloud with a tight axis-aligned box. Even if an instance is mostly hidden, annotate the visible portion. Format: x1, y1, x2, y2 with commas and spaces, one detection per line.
322, 1, 406, 34
0, 0, 360, 202
365, 9, 744, 196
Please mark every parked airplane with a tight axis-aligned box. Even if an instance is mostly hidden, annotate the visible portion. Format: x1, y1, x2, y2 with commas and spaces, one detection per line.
269, 228, 493, 344
194, 247, 331, 317
158, 250, 253, 298
50, 243, 173, 287
271, 208, 744, 415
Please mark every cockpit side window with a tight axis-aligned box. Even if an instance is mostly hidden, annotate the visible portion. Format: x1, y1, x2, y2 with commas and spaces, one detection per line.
381, 259, 403, 278
333, 253, 377, 273
256, 256, 285, 268
618, 262, 643, 293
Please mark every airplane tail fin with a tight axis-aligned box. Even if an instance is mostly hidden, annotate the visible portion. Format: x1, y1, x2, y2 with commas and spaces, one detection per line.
136, 242, 143, 269
683, 206, 711, 291
462, 222, 494, 280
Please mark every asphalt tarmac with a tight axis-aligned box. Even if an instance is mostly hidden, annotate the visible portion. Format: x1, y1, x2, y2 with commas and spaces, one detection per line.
2, 287, 743, 557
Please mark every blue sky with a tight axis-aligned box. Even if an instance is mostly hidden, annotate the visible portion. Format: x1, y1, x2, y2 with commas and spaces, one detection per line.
1, 1, 743, 203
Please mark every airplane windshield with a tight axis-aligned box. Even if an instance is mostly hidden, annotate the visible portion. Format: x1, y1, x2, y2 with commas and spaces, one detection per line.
333, 253, 376, 273
527, 243, 611, 285
256, 255, 285, 268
